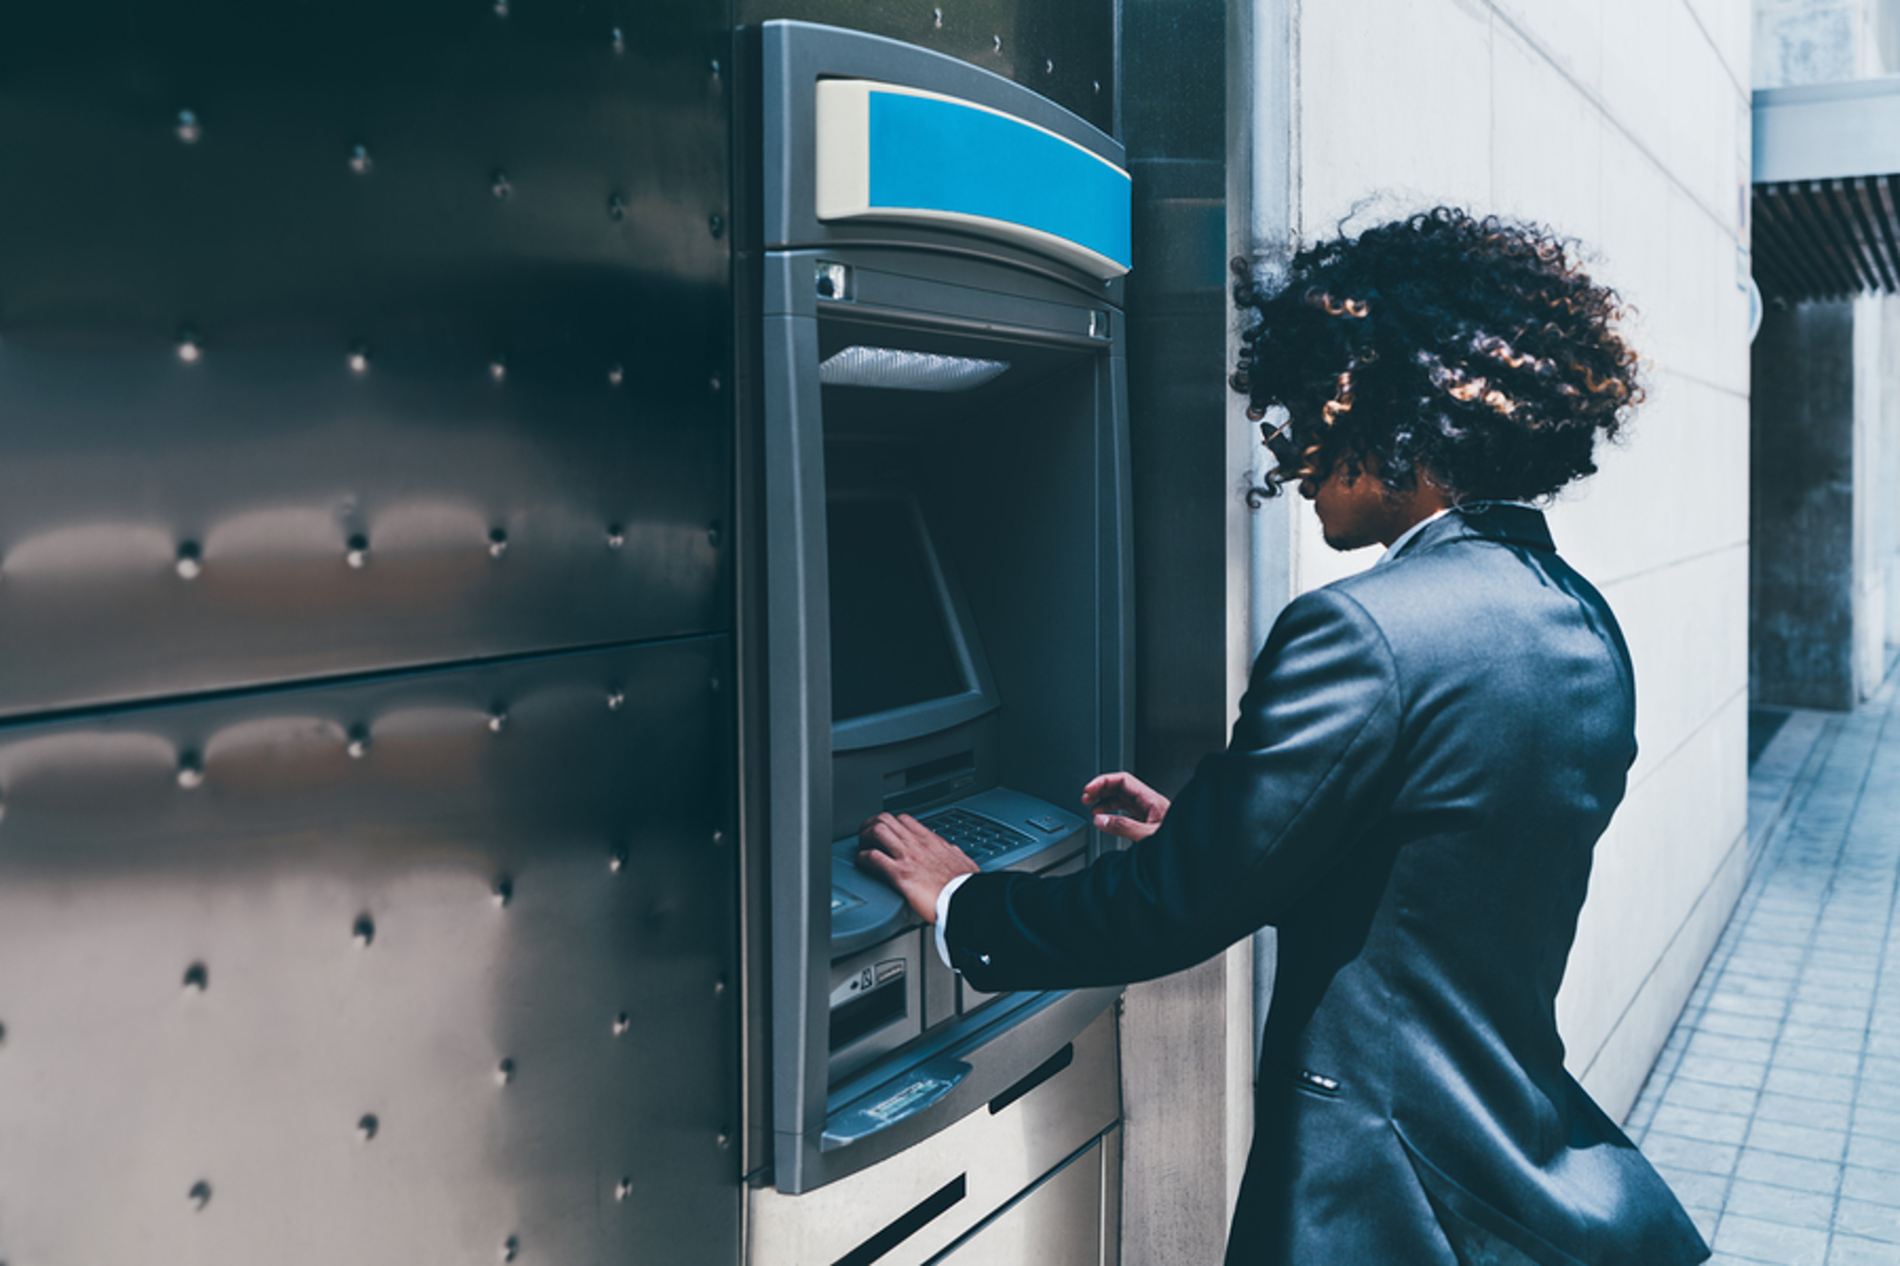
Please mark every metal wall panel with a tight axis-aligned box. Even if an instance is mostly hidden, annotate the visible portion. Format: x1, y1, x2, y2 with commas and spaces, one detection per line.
0, 637, 738, 1266
0, 1, 731, 717
737, 0, 1114, 136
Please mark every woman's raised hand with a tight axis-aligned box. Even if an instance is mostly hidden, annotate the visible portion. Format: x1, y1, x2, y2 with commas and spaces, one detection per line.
1080, 771, 1170, 841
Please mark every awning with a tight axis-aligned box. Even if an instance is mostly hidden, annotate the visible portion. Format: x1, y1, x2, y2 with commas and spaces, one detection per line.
1753, 77, 1900, 303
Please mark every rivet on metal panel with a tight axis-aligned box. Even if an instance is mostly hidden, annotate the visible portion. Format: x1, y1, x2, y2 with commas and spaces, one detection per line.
707, 522, 722, 548
710, 374, 722, 393
934, 8, 943, 29
177, 754, 205, 790
1094, 80, 1102, 94
606, 690, 625, 711
175, 541, 203, 580
487, 708, 507, 733
175, 110, 202, 144
348, 344, 370, 374
608, 194, 625, 222
611, 26, 624, 54
493, 0, 508, 16
1046, 59, 1054, 74
609, 844, 628, 872
501, 1235, 519, 1262
606, 525, 625, 549
487, 527, 508, 559
497, 1057, 516, 1085
488, 357, 507, 383
176, 331, 203, 364
493, 876, 514, 907
346, 534, 369, 569
607, 364, 624, 387
615, 1176, 633, 1201
346, 725, 371, 759
183, 962, 209, 992
613, 1012, 631, 1035
490, 172, 511, 201
717, 1129, 731, 1149
712, 829, 726, 847
708, 214, 724, 239
709, 675, 722, 693
188, 1180, 212, 1210
357, 1113, 379, 1141
713, 974, 727, 996
352, 914, 375, 947
994, 34, 1003, 52
349, 144, 373, 175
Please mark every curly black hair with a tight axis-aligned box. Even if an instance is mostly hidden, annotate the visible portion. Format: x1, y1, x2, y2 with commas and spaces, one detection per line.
1231, 208, 1642, 503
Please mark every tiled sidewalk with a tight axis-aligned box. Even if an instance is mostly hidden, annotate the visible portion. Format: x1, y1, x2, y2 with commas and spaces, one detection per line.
1624, 672, 1900, 1266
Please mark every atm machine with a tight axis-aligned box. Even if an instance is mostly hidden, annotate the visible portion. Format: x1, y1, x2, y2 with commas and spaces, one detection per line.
739, 21, 1134, 1265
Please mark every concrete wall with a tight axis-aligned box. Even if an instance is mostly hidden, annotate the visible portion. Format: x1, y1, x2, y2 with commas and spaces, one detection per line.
1249, 0, 1754, 1121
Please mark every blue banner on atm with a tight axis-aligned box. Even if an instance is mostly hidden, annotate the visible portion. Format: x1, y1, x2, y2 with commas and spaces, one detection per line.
816, 80, 1132, 280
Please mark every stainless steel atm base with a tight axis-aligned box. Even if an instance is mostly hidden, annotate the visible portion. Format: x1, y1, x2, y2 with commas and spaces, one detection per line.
748, 1008, 1121, 1266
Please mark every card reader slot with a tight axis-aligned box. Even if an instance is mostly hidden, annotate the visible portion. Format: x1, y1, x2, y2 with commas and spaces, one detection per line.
830, 975, 909, 1052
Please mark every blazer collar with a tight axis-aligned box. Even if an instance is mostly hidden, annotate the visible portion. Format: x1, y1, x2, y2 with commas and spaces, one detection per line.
1386, 502, 1555, 563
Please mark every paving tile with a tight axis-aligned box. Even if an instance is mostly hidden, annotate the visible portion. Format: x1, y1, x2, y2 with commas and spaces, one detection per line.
1642, 1131, 1741, 1176
1746, 1118, 1849, 1163
1828, 1233, 1900, 1265
1765, 1066, 1859, 1104
1834, 1196, 1900, 1243
1854, 1105, 1900, 1143
1700, 1010, 1786, 1041
1664, 1078, 1761, 1116
1774, 1044, 1863, 1078
1733, 1149, 1842, 1195
1788, 1001, 1874, 1031
1720, 1177, 1836, 1229
1757, 1093, 1854, 1132
1854, 1077, 1900, 1115
1679, 1054, 1771, 1091
1847, 1132, 1900, 1174
1651, 1103, 1752, 1145
1689, 1031, 1779, 1064
1653, 1163, 1732, 1211
1840, 1163, 1900, 1205
1712, 1212, 1829, 1265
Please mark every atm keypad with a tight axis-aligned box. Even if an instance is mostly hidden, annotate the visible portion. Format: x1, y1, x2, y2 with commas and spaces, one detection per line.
922, 808, 1037, 864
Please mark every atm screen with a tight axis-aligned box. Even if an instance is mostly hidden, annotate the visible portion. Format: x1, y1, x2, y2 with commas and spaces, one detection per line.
828, 498, 968, 722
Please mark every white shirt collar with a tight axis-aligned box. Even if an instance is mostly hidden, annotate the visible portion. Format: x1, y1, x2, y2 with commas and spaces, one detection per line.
1376, 509, 1451, 566
1375, 501, 1539, 567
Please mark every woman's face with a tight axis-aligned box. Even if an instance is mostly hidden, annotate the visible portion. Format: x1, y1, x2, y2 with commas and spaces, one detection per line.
1300, 454, 1447, 552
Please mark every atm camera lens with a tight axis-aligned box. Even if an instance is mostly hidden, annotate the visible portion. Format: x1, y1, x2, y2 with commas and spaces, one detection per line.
816, 261, 851, 300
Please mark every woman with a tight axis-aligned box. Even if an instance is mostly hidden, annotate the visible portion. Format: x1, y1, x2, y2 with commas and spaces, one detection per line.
859, 208, 1710, 1265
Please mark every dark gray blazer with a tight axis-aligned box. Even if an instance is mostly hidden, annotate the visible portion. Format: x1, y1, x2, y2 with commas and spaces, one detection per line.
945, 505, 1710, 1265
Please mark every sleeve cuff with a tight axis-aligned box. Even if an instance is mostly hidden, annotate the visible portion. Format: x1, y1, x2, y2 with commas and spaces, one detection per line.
934, 872, 974, 970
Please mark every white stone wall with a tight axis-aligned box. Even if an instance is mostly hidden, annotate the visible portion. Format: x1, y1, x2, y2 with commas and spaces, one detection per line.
1270, 0, 1755, 1119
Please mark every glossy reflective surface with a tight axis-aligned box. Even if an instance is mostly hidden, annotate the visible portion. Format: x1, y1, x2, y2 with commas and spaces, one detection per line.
0, 1, 731, 717
740, 0, 1115, 135
0, 639, 738, 1264
0, 3, 737, 1263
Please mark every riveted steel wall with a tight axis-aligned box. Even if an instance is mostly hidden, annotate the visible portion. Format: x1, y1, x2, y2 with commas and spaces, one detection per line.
0, 2, 739, 1263
735, 0, 1115, 135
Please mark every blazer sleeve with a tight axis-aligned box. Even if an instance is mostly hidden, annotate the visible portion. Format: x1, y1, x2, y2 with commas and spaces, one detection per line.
945, 586, 1403, 993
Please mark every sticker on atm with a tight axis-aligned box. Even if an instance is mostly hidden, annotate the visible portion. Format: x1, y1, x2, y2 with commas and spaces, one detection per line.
865, 1076, 953, 1124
